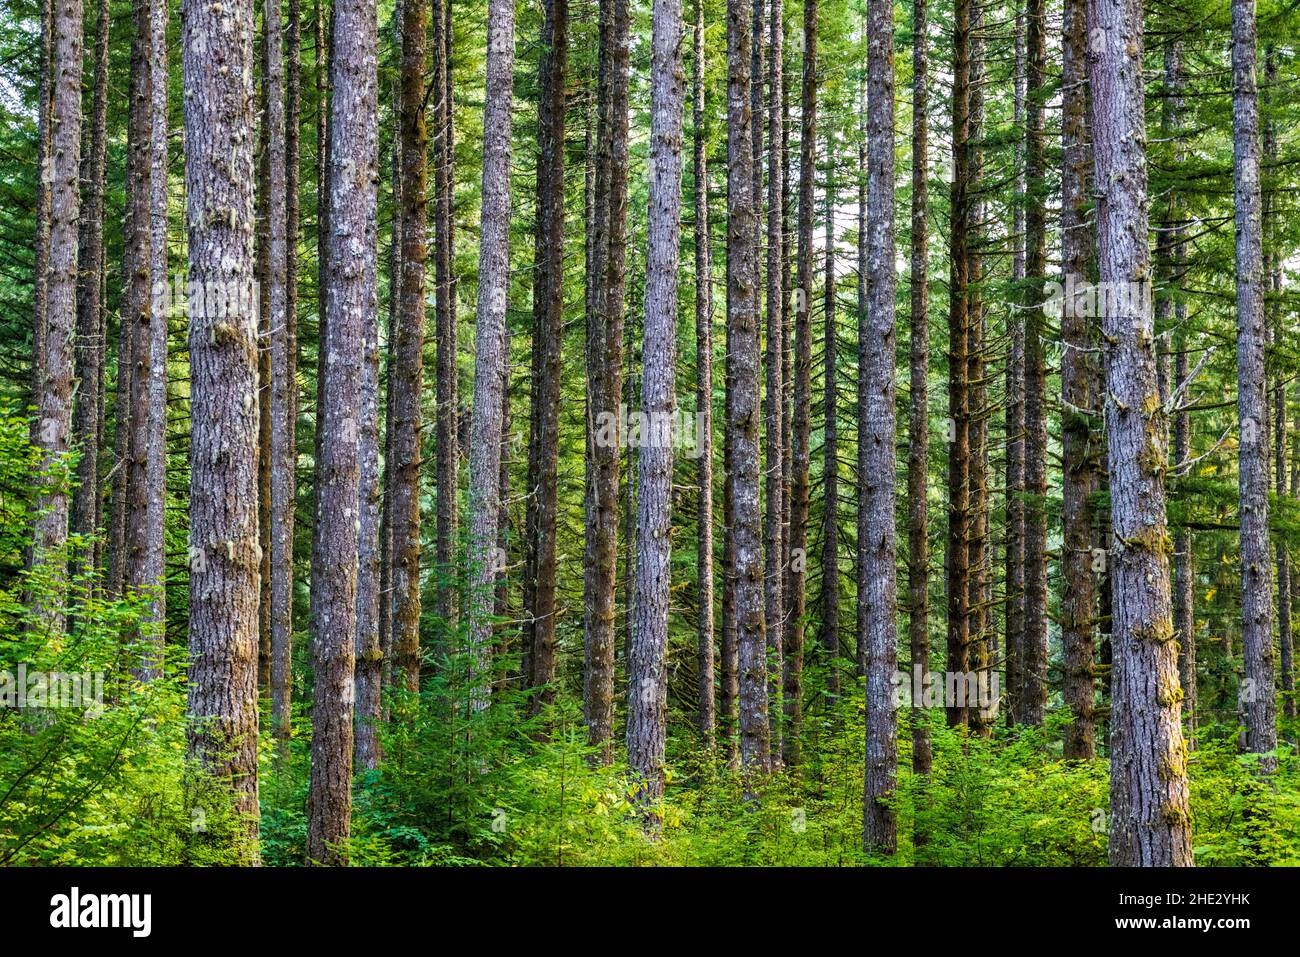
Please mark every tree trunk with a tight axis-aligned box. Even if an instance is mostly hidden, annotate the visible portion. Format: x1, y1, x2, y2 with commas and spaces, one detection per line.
389, 0, 429, 698
727, 0, 770, 777
71, 0, 110, 585
465, 0, 516, 709
861, 0, 897, 854
182, 0, 261, 861
433, 0, 457, 626
692, 0, 715, 743
627, 0, 684, 806
1004, 0, 1026, 728
124, 0, 161, 674
272, 0, 302, 747
945, 0, 970, 728
1090, 0, 1193, 866
1020, 0, 1048, 727
525, 0, 568, 718
1231, 0, 1276, 769
582, 0, 629, 761
1059, 0, 1097, 759
907, 0, 930, 774
265, 0, 293, 741
307, 0, 377, 864
784, 0, 812, 766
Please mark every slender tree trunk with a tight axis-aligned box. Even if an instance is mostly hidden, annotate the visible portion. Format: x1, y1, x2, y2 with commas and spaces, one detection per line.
1091, 0, 1193, 866
182, 0, 261, 861
1264, 49, 1294, 722
272, 0, 302, 747
583, 0, 629, 761
433, 0, 457, 626
727, 0, 770, 776
965, 0, 989, 735
465, 0, 516, 709
526, 0, 568, 717
71, 0, 110, 583
692, 0, 715, 743
1004, 0, 1026, 728
820, 157, 840, 707
124, 0, 160, 673
861, 0, 897, 854
907, 0, 930, 774
307, 0, 377, 864
784, 0, 812, 766
1020, 0, 1048, 727
945, 0, 970, 728
1231, 0, 1276, 769
628, 0, 685, 805
389, 0, 429, 697
1060, 0, 1096, 759
265, 0, 293, 739
1166, 39, 1194, 745
31, 0, 51, 465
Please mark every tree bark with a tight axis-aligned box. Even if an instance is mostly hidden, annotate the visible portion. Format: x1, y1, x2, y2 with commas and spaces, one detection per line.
307, 0, 377, 864
945, 0, 970, 728
1231, 0, 1276, 768
525, 0, 568, 718
1020, 0, 1048, 727
785, 0, 813, 766
465, 0, 516, 709
71, 0, 110, 585
182, 0, 261, 861
692, 0, 716, 743
1060, 0, 1097, 759
627, 0, 684, 806
727, 0, 770, 776
582, 0, 629, 761
389, 0, 429, 698
907, 0, 930, 774
861, 0, 897, 854
1090, 0, 1193, 866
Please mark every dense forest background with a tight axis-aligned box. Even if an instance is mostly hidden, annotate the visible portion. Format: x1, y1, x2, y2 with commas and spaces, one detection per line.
1, 0, 1299, 866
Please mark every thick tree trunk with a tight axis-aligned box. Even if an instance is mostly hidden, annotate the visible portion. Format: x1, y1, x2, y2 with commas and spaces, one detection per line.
1231, 0, 1276, 769
627, 0, 684, 805
182, 0, 261, 861
1059, 0, 1097, 759
692, 0, 715, 743
861, 0, 897, 853
1090, 0, 1193, 866
907, 0, 930, 774
465, 0, 516, 709
307, 0, 377, 864
727, 0, 769, 776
